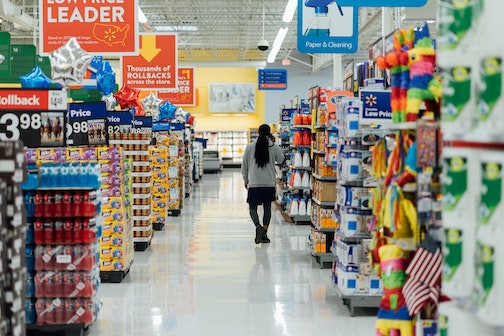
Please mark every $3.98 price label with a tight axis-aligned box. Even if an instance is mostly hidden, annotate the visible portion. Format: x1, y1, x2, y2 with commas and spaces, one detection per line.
0, 111, 65, 148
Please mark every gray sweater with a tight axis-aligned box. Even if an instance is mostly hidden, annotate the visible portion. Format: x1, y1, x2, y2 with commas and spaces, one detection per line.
241, 139, 284, 187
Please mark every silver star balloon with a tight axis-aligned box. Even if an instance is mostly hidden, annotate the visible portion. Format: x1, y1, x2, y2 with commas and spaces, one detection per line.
49, 37, 92, 87
101, 93, 117, 111
140, 92, 163, 117
175, 108, 188, 123
0, 54, 4, 64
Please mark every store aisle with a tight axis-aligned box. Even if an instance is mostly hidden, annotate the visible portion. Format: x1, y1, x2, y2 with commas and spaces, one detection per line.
92, 169, 375, 336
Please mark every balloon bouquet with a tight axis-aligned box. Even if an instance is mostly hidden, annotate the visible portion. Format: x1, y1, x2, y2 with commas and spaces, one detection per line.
18, 37, 195, 125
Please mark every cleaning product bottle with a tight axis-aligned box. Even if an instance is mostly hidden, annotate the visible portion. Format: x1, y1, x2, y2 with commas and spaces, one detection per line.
304, 0, 344, 37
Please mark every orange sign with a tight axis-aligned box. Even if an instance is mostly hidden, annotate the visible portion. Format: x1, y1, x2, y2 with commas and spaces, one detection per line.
39, 0, 139, 55
158, 68, 195, 106
121, 34, 178, 90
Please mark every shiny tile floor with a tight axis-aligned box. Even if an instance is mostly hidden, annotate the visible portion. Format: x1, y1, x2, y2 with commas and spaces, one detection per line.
92, 169, 376, 336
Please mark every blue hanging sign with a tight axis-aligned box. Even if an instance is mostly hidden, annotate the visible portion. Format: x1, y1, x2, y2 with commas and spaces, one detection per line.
297, 0, 358, 54
107, 111, 133, 135
337, 0, 427, 7
170, 123, 185, 131
258, 69, 287, 90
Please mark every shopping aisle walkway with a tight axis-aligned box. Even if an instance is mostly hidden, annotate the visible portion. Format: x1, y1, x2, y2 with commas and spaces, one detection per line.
92, 169, 375, 336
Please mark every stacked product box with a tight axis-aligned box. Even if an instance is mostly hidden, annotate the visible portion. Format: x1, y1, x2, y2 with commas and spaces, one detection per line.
109, 132, 153, 250
156, 134, 182, 215
96, 147, 133, 273
149, 146, 169, 230
23, 148, 102, 327
0, 141, 27, 336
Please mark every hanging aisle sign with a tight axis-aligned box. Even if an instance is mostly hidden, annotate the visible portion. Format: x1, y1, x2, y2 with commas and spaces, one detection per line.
39, 0, 139, 55
67, 102, 107, 146
337, 0, 427, 6
122, 34, 178, 90
0, 89, 67, 148
158, 67, 196, 106
297, 1, 358, 54
258, 69, 288, 90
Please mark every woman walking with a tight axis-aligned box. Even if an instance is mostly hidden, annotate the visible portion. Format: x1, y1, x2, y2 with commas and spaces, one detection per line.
242, 124, 285, 244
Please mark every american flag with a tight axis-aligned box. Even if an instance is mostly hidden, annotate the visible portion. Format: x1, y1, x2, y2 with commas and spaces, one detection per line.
402, 234, 442, 316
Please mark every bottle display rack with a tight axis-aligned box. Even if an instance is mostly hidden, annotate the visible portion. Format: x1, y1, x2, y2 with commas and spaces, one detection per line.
23, 153, 102, 332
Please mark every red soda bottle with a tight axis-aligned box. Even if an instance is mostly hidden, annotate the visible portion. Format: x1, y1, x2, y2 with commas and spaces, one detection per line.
81, 219, 96, 244
62, 192, 73, 217
35, 299, 47, 324
73, 193, 83, 217
73, 219, 83, 244
81, 272, 94, 297
34, 192, 44, 217
44, 299, 55, 324
53, 272, 64, 298
54, 221, 64, 244
53, 299, 64, 324
53, 193, 63, 217
34, 220, 44, 244
43, 221, 54, 245
63, 299, 74, 324
43, 193, 54, 217
63, 220, 73, 244
62, 272, 72, 297
34, 272, 45, 298
81, 299, 95, 324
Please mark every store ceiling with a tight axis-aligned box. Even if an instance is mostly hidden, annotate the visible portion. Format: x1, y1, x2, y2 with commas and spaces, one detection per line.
5, 0, 435, 70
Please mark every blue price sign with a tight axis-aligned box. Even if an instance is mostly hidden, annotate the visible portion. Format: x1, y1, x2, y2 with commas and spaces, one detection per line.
337, 0, 427, 7
281, 108, 297, 123
107, 111, 133, 134
360, 90, 392, 125
67, 102, 107, 146
297, 1, 358, 54
258, 69, 287, 90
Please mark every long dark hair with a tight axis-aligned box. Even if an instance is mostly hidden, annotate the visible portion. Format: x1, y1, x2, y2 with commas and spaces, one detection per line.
255, 124, 271, 168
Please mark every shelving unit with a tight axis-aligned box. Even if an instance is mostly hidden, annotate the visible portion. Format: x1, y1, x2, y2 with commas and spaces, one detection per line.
285, 99, 313, 226
196, 130, 248, 167
308, 86, 338, 269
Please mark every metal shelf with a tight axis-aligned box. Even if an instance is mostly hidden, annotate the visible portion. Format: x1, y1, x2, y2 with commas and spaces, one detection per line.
334, 285, 381, 316
312, 173, 337, 181
291, 125, 312, 129
312, 198, 335, 207
335, 230, 371, 243
288, 186, 311, 191
289, 166, 312, 171
312, 222, 336, 233
380, 122, 417, 130
313, 149, 325, 154
291, 145, 312, 149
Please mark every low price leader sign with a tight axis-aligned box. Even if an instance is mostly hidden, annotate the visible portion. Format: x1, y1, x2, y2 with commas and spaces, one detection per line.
122, 34, 178, 90
39, 0, 139, 55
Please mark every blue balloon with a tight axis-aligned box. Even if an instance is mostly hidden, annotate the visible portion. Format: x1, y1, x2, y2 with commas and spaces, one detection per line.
159, 100, 177, 121
20, 66, 52, 89
96, 61, 116, 95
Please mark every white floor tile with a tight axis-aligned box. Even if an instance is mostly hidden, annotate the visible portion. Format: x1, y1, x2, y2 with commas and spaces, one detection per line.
91, 169, 376, 336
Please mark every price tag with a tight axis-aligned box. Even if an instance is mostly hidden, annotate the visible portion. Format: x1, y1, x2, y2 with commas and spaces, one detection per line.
107, 111, 133, 134
56, 255, 71, 264
48, 90, 67, 110
0, 110, 66, 148
67, 102, 107, 146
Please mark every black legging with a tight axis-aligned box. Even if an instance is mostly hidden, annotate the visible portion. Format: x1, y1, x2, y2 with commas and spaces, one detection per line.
249, 202, 272, 228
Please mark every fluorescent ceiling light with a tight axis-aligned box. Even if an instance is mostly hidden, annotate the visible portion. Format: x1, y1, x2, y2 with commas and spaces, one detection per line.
138, 7, 147, 23
268, 27, 288, 63
155, 25, 199, 31
283, 0, 297, 23
273, 27, 288, 49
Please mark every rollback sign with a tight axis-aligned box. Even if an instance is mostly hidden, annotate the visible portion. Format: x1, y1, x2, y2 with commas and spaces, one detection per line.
0, 89, 67, 148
